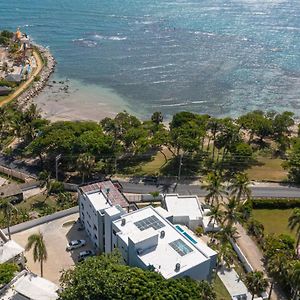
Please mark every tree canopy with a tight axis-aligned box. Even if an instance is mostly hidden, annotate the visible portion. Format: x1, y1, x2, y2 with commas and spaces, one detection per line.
59, 251, 216, 300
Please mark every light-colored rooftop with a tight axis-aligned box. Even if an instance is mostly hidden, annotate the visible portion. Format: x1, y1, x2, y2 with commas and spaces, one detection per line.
2, 270, 59, 300
80, 180, 129, 208
113, 206, 210, 279
86, 190, 111, 212
164, 194, 203, 220
0, 230, 24, 264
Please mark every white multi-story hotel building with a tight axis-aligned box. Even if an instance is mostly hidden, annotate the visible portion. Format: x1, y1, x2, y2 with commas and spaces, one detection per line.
79, 181, 217, 281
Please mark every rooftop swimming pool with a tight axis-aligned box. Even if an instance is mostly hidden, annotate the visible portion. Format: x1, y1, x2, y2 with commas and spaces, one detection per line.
175, 225, 197, 245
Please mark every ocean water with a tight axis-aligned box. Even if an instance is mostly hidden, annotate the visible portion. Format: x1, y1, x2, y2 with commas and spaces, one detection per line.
2, 0, 300, 119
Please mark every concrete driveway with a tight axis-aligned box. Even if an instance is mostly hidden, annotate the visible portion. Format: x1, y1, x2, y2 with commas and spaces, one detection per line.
12, 213, 94, 284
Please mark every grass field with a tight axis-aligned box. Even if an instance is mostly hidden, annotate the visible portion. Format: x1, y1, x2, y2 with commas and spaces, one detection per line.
252, 209, 296, 238
140, 148, 173, 174
214, 275, 231, 300
247, 157, 287, 182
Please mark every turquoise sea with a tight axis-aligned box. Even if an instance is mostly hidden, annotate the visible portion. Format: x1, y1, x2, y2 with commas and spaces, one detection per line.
2, 0, 300, 119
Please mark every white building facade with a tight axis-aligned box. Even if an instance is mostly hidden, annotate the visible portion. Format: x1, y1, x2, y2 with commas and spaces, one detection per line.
79, 182, 217, 281
78, 181, 129, 252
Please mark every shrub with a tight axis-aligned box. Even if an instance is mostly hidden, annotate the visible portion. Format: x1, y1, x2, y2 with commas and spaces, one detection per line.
0, 263, 19, 285
251, 198, 300, 209
34, 75, 41, 82
49, 180, 64, 194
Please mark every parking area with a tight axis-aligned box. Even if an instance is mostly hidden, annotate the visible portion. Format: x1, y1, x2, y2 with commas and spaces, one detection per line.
12, 213, 94, 284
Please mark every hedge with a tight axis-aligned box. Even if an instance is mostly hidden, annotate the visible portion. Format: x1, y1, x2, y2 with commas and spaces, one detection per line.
251, 198, 300, 209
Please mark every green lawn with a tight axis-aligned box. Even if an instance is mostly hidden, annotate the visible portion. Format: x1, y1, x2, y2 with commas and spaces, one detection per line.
252, 209, 296, 238
214, 275, 231, 300
247, 157, 287, 182
140, 148, 173, 174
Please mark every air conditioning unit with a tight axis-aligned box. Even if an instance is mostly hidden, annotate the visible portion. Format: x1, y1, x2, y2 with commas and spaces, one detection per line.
121, 218, 126, 226
160, 230, 165, 239
137, 248, 143, 255
175, 263, 180, 272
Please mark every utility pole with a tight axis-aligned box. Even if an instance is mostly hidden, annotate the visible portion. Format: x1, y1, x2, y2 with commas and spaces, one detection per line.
55, 154, 62, 181
177, 153, 183, 182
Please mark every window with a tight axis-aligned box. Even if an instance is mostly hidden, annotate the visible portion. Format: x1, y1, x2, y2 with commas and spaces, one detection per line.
134, 215, 165, 231
81, 203, 84, 210
93, 225, 97, 231
94, 234, 97, 240
169, 239, 193, 256
113, 229, 117, 236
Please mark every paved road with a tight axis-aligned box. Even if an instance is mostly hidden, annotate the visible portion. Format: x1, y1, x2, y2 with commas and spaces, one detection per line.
120, 181, 300, 198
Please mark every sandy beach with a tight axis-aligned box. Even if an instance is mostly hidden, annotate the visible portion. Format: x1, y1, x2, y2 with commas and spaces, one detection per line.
32, 76, 131, 122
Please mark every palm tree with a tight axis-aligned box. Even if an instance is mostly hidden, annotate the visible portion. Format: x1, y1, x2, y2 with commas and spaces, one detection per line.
207, 203, 224, 228
245, 271, 269, 300
0, 198, 18, 240
290, 261, 300, 300
228, 172, 251, 203
202, 172, 226, 206
223, 197, 242, 227
288, 208, 300, 256
25, 232, 48, 277
76, 153, 96, 183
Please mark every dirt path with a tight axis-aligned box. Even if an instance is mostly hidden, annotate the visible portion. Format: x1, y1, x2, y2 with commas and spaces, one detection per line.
235, 223, 287, 300
0, 50, 43, 107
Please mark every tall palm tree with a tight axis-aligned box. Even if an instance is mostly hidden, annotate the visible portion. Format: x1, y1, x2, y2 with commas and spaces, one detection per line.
222, 197, 243, 227
76, 153, 96, 183
245, 271, 269, 300
0, 198, 18, 240
202, 172, 226, 206
288, 208, 300, 256
228, 172, 251, 203
25, 232, 48, 277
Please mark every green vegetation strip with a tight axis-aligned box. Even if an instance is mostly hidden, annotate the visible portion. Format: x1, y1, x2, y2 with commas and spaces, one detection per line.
251, 198, 300, 209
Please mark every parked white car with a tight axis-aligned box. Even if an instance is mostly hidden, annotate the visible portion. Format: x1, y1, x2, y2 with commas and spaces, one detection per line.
78, 250, 95, 262
66, 239, 86, 251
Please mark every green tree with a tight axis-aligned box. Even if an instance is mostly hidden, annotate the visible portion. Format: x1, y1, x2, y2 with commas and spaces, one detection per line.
59, 251, 216, 300
76, 153, 96, 183
288, 208, 300, 256
245, 271, 268, 300
284, 138, 300, 183
290, 261, 300, 300
247, 219, 264, 242
202, 172, 226, 206
0, 199, 18, 240
207, 203, 224, 228
25, 232, 48, 277
228, 172, 251, 203
0, 263, 18, 285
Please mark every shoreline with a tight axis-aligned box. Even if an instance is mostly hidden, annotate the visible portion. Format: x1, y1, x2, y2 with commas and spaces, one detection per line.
17, 44, 56, 110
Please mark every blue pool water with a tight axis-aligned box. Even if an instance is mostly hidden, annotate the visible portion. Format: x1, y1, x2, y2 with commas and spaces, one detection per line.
2, 0, 300, 118
175, 225, 198, 244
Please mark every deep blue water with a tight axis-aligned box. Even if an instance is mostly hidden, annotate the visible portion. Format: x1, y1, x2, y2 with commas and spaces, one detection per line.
2, 0, 300, 118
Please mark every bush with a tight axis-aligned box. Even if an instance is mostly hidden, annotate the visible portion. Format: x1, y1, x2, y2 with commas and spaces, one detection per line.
34, 75, 41, 82
0, 80, 17, 88
251, 198, 300, 209
0, 263, 19, 286
49, 180, 64, 194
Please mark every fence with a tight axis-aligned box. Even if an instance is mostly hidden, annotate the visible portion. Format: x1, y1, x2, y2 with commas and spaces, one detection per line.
0, 165, 36, 182
3, 206, 79, 235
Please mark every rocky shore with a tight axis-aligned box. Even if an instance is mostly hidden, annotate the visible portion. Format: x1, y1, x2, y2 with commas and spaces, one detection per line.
17, 44, 56, 109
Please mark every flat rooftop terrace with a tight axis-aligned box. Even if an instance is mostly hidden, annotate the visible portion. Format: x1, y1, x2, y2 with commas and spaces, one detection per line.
164, 194, 203, 219
114, 206, 210, 279
80, 180, 129, 209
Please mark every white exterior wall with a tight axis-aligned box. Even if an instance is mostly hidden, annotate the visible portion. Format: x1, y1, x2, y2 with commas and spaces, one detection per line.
172, 258, 211, 281
79, 192, 104, 251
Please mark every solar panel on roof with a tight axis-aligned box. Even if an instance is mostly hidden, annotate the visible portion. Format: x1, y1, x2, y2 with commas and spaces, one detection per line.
134, 215, 165, 231
169, 239, 193, 256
